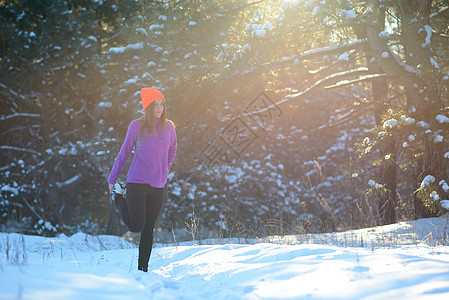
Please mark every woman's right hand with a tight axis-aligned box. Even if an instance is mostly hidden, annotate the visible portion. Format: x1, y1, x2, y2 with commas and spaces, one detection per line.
108, 183, 114, 194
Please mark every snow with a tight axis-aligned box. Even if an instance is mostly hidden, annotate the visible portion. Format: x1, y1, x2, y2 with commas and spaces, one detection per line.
1, 184, 20, 195
368, 180, 382, 188
379, 31, 390, 38
109, 43, 144, 54
430, 57, 439, 69
98, 102, 112, 108
263, 22, 273, 31
124, 77, 139, 85
252, 29, 266, 38
417, 121, 430, 128
340, 9, 357, 21
337, 52, 349, 61
405, 117, 415, 125
434, 134, 443, 143
436, 114, 449, 123
440, 180, 449, 192
149, 24, 164, 31
136, 28, 147, 36
430, 191, 440, 201
383, 119, 398, 129
420, 175, 435, 188
55, 174, 80, 188
419, 25, 432, 48
1, 216, 449, 299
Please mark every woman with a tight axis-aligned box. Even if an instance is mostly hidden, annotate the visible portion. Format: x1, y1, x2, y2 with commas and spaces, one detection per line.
107, 87, 177, 272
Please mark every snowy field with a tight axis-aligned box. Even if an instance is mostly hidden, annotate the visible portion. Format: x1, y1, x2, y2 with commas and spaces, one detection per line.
1, 215, 449, 299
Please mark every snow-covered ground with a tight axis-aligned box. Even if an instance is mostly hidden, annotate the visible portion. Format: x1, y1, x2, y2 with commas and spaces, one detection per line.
1, 215, 449, 299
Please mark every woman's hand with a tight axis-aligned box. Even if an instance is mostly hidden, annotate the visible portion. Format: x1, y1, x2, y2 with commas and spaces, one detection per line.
108, 183, 114, 194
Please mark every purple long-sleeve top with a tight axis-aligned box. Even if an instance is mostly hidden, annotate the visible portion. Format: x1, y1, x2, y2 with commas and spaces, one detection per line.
108, 118, 177, 188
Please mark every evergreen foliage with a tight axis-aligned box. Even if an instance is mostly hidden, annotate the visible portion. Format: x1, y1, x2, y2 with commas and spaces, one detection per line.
1, 0, 448, 236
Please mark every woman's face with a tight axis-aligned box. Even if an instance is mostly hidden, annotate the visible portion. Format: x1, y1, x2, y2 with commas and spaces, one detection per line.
153, 99, 164, 118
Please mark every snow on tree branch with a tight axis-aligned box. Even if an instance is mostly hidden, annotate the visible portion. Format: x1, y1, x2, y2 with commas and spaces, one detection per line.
324, 73, 388, 89
299, 40, 366, 60
0, 145, 41, 156
0, 113, 41, 121
241, 67, 369, 118
430, 6, 448, 18
55, 174, 81, 188
22, 198, 43, 220
239, 39, 366, 76
0, 82, 36, 104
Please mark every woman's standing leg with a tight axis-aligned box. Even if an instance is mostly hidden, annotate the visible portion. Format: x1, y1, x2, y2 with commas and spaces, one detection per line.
138, 186, 165, 271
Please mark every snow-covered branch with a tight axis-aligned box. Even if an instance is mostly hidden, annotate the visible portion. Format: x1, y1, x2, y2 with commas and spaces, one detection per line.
298, 39, 366, 60
0, 165, 10, 172
55, 174, 81, 188
0, 82, 31, 105
238, 39, 366, 76
22, 198, 43, 220
0, 113, 41, 121
1, 125, 41, 137
365, 1, 423, 84
324, 73, 388, 89
0, 145, 41, 156
241, 67, 370, 118
271, 39, 366, 66
430, 6, 448, 18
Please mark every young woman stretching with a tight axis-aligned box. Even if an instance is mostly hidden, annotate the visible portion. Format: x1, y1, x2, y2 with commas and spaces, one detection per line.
107, 87, 177, 272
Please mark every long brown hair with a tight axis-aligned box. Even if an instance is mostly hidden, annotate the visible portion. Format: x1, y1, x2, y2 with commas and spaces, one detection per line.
134, 101, 170, 137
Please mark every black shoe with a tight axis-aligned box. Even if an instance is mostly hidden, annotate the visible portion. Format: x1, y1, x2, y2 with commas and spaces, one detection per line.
138, 266, 148, 272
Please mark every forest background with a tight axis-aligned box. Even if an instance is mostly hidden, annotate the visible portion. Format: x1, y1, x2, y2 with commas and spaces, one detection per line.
1, 0, 448, 240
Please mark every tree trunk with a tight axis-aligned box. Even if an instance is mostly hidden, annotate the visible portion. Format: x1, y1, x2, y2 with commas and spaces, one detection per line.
366, 0, 397, 224
372, 76, 397, 225
396, 0, 435, 219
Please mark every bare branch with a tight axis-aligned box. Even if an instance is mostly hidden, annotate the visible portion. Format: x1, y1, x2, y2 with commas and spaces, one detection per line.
1, 125, 41, 136
22, 198, 44, 220
0, 145, 41, 156
317, 108, 360, 130
0, 82, 31, 104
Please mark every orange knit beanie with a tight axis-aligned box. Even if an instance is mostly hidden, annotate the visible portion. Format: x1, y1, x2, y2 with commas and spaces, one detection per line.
141, 87, 165, 110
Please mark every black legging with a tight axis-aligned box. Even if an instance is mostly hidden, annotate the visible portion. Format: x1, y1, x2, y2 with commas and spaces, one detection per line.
116, 182, 165, 270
